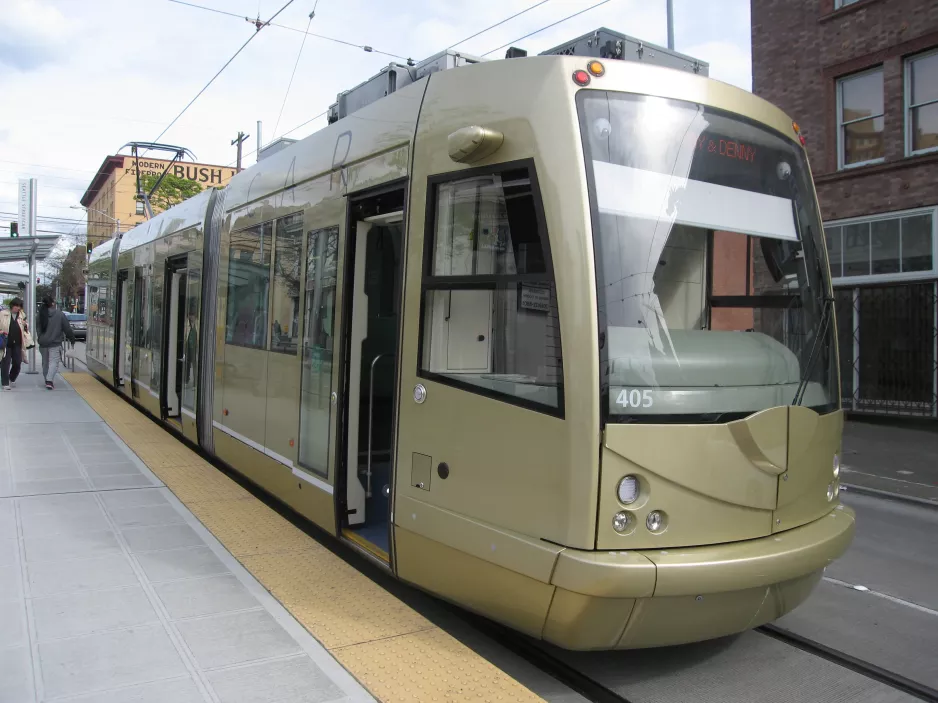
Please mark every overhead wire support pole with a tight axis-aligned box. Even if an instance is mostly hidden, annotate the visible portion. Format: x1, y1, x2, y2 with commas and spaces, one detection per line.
231, 132, 249, 171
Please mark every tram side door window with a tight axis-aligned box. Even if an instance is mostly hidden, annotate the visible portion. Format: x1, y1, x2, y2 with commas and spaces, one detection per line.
115, 272, 130, 385
162, 258, 188, 419
297, 226, 340, 479
182, 261, 202, 416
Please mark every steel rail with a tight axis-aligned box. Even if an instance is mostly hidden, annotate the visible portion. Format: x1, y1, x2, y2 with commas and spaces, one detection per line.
758, 624, 938, 702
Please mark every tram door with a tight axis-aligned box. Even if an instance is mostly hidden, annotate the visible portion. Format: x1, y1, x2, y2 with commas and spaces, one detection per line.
340, 189, 404, 562
113, 271, 130, 387
161, 257, 188, 423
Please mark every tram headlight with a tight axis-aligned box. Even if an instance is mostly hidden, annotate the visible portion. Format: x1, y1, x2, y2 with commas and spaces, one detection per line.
826, 483, 835, 502
617, 475, 640, 505
612, 511, 633, 534
833, 453, 840, 478
646, 510, 667, 533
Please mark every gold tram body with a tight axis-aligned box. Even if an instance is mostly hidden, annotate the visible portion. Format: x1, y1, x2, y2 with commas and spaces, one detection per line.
85, 52, 855, 650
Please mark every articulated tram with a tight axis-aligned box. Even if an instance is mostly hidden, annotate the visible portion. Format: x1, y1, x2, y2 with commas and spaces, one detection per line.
86, 29, 854, 650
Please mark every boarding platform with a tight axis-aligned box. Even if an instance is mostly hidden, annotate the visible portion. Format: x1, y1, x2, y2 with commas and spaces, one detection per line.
1, 372, 540, 702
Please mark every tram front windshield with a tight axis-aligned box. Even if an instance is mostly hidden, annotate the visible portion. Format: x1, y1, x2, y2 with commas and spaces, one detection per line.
578, 91, 837, 423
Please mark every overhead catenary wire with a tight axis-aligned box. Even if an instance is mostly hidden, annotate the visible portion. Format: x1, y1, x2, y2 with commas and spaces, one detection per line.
229, 1, 586, 162
100, 0, 300, 212
446, 0, 552, 50
272, 1, 320, 140
152, 0, 299, 145
482, 0, 614, 56
165, 0, 408, 60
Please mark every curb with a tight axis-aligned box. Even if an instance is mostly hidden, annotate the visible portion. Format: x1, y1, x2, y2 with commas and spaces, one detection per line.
841, 482, 938, 509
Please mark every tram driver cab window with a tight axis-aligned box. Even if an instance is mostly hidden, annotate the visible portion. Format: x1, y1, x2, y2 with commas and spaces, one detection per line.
419, 164, 563, 414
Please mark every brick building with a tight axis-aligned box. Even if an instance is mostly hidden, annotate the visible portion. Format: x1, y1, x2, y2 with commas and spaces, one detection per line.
80, 156, 238, 249
752, 0, 938, 417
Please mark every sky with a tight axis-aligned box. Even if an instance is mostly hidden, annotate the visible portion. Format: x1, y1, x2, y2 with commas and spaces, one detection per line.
0, 0, 752, 274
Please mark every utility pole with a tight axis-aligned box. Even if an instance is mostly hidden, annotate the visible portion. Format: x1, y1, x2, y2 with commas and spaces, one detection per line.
231, 131, 250, 172
666, 0, 675, 50
257, 120, 263, 162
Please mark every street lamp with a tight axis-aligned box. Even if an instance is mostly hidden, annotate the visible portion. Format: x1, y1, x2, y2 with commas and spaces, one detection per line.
71, 205, 120, 249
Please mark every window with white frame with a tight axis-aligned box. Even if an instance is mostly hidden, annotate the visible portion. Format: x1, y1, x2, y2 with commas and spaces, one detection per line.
837, 68, 885, 168
906, 49, 938, 156
824, 208, 936, 283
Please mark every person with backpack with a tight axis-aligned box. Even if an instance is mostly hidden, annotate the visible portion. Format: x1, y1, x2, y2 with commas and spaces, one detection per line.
38, 296, 75, 390
1, 298, 31, 390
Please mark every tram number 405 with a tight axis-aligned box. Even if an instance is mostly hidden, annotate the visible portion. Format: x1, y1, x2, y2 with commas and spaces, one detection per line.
615, 388, 654, 408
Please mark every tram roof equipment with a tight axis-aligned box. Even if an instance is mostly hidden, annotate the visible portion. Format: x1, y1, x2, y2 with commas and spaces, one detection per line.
326, 27, 707, 125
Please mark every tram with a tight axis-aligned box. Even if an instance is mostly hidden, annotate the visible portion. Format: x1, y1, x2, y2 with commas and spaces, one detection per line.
85, 28, 855, 649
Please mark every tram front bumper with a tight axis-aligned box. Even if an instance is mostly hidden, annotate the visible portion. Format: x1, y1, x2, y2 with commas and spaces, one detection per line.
543, 504, 855, 650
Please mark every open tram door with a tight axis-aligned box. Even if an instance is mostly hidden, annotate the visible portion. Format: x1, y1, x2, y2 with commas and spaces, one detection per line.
160, 256, 188, 426
338, 185, 406, 563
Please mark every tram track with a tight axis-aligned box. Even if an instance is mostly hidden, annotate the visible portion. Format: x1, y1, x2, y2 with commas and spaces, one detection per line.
460, 613, 634, 703
463, 606, 938, 703
757, 624, 938, 703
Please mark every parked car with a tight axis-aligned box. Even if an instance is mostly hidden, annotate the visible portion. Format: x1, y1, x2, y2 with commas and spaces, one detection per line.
64, 312, 86, 341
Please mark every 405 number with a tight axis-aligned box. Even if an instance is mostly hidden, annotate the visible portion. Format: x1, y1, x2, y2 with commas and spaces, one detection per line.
615, 388, 653, 408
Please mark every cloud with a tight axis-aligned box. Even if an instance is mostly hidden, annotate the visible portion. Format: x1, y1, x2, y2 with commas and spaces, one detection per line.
0, 0, 70, 71
681, 40, 752, 91
0, 0, 753, 232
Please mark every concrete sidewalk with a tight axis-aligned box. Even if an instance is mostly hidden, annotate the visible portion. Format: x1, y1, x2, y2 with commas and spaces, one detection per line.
841, 420, 938, 505
1, 374, 373, 703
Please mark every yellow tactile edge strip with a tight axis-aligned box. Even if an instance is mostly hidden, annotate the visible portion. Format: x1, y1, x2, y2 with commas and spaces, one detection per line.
64, 373, 544, 703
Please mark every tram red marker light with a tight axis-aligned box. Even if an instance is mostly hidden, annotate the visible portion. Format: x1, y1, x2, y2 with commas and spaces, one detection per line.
587, 60, 605, 76
223, 408, 228, 416
289, 439, 295, 447
572, 70, 591, 86
799, 134, 806, 146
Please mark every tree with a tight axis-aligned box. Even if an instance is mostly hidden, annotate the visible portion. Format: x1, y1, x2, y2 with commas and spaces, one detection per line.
140, 173, 203, 213
43, 245, 86, 312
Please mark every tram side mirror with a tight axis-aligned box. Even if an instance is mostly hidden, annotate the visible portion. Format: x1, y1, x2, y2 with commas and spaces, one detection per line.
448, 126, 505, 164
760, 237, 799, 283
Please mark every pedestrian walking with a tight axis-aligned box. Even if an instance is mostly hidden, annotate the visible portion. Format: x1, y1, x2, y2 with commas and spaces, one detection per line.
37, 297, 75, 390
1, 297, 31, 390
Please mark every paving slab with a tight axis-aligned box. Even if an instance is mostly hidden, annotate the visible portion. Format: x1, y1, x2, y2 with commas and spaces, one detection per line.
0, 377, 373, 703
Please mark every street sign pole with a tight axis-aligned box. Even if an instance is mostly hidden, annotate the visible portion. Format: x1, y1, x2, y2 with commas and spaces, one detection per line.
19, 178, 39, 373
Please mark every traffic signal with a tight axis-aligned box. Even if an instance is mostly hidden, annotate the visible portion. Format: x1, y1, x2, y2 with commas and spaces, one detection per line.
10, 222, 18, 237
86, 240, 93, 254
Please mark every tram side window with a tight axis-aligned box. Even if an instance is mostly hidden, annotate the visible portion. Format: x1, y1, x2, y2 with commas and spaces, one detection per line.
225, 222, 273, 349
270, 214, 303, 355
419, 165, 563, 413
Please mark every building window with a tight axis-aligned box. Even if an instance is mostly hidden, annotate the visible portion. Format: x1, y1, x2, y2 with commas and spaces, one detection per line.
834, 0, 861, 7
225, 222, 272, 349
906, 49, 938, 156
270, 214, 303, 355
837, 68, 885, 168
825, 208, 936, 282
419, 163, 563, 414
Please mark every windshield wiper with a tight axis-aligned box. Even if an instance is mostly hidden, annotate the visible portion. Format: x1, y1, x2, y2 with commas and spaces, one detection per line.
792, 295, 834, 406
